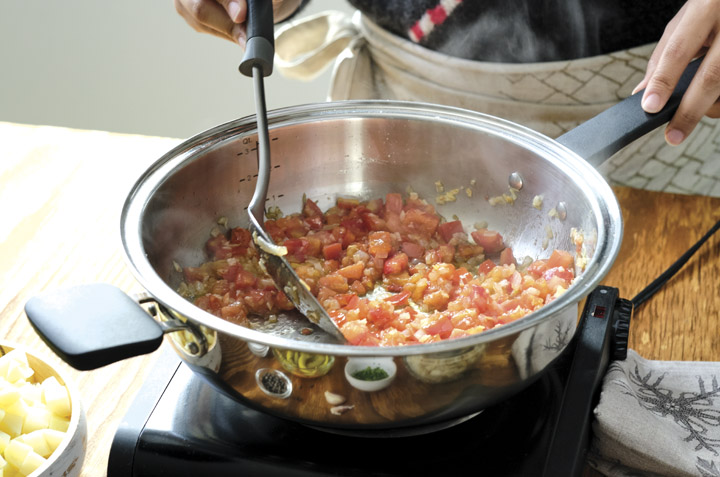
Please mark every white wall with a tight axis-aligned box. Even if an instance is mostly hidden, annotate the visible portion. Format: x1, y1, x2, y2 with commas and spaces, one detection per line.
0, 1, 353, 139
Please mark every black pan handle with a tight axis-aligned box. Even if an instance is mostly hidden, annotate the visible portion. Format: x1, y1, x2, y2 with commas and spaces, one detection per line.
25, 284, 165, 370
238, 0, 275, 77
557, 57, 703, 167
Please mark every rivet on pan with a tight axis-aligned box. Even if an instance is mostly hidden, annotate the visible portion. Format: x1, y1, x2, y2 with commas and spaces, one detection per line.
556, 202, 568, 220
508, 172, 523, 190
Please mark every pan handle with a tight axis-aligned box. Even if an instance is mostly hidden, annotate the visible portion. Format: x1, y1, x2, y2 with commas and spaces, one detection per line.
556, 57, 702, 167
24, 284, 203, 370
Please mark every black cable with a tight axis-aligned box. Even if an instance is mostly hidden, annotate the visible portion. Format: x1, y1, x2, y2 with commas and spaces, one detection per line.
631, 217, 720, 309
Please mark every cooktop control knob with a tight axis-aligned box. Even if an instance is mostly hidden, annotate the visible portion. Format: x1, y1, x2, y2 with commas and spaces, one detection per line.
611, 298, 633, 361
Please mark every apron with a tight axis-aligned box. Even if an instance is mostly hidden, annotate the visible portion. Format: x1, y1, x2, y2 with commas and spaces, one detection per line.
275, 10, 720, 197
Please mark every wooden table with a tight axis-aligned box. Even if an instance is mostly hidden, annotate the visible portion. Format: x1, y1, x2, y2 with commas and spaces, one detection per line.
1, 121, 719, 475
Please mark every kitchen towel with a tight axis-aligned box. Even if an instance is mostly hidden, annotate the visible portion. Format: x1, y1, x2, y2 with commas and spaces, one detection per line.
589, 349, 720, 477
274, 10, 720, 197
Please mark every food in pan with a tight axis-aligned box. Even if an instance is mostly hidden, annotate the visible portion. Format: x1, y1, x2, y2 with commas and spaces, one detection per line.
178, 192, 575, 346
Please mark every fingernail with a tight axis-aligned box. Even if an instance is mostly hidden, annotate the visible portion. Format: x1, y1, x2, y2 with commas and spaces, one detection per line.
642, 93, 662, 113
228, 1, 241, 21
232, 25, 246, 47
666, 128, 685, 146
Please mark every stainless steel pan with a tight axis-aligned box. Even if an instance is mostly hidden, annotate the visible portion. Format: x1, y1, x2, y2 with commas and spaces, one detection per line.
26, 60, 700, 431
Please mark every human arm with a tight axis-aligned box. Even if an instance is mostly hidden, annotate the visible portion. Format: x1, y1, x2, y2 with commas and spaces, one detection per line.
174, 0, 304, 46
633, 0, 720, 145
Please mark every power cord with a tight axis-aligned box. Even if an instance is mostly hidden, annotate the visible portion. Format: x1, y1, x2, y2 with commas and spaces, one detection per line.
631, 217, 720, 308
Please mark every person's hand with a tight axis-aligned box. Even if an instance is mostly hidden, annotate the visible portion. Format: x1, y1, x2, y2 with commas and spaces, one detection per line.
633, 0, 720, 146
175, 0, 303, 47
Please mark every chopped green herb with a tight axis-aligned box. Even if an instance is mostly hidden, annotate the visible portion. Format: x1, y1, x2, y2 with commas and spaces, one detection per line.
352, 366, 389, 381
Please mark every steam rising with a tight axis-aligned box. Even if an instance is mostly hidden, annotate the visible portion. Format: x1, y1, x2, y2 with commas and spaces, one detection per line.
437, 0, 601, 63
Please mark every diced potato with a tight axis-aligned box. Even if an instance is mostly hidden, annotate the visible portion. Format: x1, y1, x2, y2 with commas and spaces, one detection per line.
3, 441, 31, 468
0, 352, 31, 381
47, 416, 69, 433
16, 385, 39, 407
0, 431, 10, 453
37, 430, 64, 455
17, 451, 44, 476
0, 413, 23, 438
15, 432, 49, 459
41, 379, 70, 419
21, 407, 51, 437
0, 386, 20, 408
0, 350, 71, 470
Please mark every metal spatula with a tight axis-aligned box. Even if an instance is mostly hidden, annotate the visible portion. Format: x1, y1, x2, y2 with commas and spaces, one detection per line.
238, 0, 346, 343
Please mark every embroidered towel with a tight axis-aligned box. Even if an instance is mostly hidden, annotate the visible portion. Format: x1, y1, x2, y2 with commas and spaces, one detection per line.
590, 349, 720, 476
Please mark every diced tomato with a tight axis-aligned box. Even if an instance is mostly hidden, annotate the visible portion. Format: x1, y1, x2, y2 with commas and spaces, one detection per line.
544, 267, 574, 283
401, 241, 425, 259
385, 193, 403, 214
274, 291, 294, 310
305, 215, 323, 230
230, 228, 252, 247
277, 216, 308, 238
469, 285, 489, 312
341, 320, 370, 345
527, 259, 548, 278
188, 191, 580, 349
438, 220, 465, 242
234, 269, 258, 288
338, 262, 365, 280
402, 208, 440, 237
220, 263, 240, 282
383, 252, 409, 275
263, 221, 285, 243
422, 315, 453, 338
367, 302, 395, 326
302, 198, 323, 217
220, 302, 246, 321
341, 217, 368, 237
385, 291, 410, 307
317, 274, 349, 293
500, 247, 515, 265
323, 242, 343, 260
283, 238, 306, 262
195, 295, 222, 314
368, 231, 393, 259
350, 280, 366, 296
361, 212, 386, 231
471, 228, 504, 253
384, 211, 402, 233
546, 250, 574, 270
243, 289, 274, 313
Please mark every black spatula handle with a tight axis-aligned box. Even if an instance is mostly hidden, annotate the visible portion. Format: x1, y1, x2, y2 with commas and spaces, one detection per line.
239, 0, 275, 77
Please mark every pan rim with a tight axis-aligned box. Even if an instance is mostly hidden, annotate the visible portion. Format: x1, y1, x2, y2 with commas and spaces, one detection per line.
120, 99, 622, 356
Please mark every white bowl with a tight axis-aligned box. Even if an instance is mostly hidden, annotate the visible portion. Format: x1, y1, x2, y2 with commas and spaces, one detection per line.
344, 357, 397, 392
0, 342, 86, 477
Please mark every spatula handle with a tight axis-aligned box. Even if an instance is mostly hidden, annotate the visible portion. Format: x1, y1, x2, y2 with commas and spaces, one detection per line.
239, 0, 275, 77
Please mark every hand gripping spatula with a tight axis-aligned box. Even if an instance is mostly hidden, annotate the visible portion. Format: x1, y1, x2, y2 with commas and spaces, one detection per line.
238, 0, 346, 343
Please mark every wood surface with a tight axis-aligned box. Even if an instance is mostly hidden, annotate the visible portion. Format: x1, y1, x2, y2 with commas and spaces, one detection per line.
0, 121, 718, 475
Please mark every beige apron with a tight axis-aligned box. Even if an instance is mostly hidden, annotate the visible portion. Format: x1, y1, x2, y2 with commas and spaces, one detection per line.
275, 10, 720, 197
